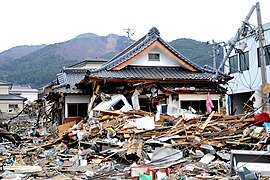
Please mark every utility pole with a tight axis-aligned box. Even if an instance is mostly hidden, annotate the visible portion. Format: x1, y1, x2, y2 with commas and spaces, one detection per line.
207, 40, 224, 70
212, 4, 256, 81
213, 45, 217, 70
212, 2, 267, 111
256, 2, 267, 110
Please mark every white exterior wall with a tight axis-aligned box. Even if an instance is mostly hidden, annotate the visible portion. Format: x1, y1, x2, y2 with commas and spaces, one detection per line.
0, 86, 10, 94
0, 103, 8, 112
20, 92, 38, 103
130, 47, 181, 66
64, 95, 90, 118
81, 63, 103, 68
225, 25, 270, 94
0, 100, 24, 113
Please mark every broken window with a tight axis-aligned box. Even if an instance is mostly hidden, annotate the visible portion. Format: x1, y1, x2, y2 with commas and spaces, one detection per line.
67, 103, 88, 117
111, 99, 125, 110
148, 53, 160, 61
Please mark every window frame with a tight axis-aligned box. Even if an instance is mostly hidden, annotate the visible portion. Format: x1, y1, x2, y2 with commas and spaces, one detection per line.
67, 103, 88, 117
239, 51, 249, 71
229, 55, 238, 74
257, 44, 270, 67
9, 104, 18, 109
148, 53, 160, 61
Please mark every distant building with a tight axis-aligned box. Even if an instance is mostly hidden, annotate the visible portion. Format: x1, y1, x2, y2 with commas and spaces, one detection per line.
10, 85, 39, 104
0, 81, 26, 113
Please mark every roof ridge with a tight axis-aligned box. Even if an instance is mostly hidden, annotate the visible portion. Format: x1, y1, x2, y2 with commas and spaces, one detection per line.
93, 27, 203, 72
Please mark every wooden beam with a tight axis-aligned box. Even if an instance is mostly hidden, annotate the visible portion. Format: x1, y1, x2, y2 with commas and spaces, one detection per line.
3, 166, 42, 173
199, 111, 215, 132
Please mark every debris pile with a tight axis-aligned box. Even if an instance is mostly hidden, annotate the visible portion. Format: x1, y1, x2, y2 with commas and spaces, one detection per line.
0, 108, 269, 179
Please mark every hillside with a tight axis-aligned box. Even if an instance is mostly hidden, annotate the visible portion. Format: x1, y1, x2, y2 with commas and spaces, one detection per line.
0, 34, 222, 88
0, 45, 46, 64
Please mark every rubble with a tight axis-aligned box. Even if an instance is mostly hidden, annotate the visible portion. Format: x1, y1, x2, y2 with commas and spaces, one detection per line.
0, 105, 270, 179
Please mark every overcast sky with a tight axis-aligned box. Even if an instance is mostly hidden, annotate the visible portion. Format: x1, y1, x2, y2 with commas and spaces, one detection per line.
0, 0, 269, 53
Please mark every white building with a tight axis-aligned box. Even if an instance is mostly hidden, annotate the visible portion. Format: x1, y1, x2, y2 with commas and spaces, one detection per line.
0, 81, 26, 113
10, 85, 39, 104
224, 22, 270, 114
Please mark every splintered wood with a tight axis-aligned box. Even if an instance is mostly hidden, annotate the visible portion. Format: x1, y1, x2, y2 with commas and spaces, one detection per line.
82, 110, 269, 151
7, 110, 270, 179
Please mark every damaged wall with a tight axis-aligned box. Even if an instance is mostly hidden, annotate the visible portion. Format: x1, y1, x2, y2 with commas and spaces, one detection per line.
167, 93, 221, 115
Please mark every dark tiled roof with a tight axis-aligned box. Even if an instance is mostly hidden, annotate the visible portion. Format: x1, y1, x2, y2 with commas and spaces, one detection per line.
0, 94, 26, 101
88, 66, 213, 81
53, 68, 92, 92
99, 27, 202, 71
57, 68, 91, 86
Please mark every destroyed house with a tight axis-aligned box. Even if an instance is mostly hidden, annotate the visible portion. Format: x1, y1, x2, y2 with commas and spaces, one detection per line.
43, 59, 107, 124
77, 27, 231, 116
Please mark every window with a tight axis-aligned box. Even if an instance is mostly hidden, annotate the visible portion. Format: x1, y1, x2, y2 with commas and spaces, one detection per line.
67, 103, 88, 117
257, 44, 270, 67
148, 53, 160, 61
181, 100, 218, 114
9, 104, 18, 109
229, 55, 238, 73
239, 51, 249, 71
111, 99, 125, 110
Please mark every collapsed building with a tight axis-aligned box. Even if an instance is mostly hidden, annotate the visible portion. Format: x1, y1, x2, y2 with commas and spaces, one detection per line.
2, 27, 270, 179
43, 27, 231, 125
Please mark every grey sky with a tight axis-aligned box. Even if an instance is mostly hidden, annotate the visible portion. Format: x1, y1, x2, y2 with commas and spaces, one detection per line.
0, 0, 269, 53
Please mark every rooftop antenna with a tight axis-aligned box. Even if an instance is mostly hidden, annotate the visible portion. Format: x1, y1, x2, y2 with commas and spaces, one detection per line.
207, 40, 225, 70
123, 28, 135, 46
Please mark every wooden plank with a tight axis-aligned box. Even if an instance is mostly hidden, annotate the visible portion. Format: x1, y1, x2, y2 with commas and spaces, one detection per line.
209, 125, 222, 132
22, 136, 63, 153
3, 165, 42, 173
195, 175, 224, 179
94, 110, 123, 116
58, 121, 76, 136
235, 137, 252, 142
263, 83, 270, 94
199, 111, 215, 132
209, 117, 254, 125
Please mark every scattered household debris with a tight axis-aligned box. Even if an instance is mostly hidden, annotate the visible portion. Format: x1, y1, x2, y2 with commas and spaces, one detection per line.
0, 103, 270, 179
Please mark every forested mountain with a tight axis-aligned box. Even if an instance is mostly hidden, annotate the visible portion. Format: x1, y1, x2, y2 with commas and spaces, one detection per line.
0, 34, 223, 88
